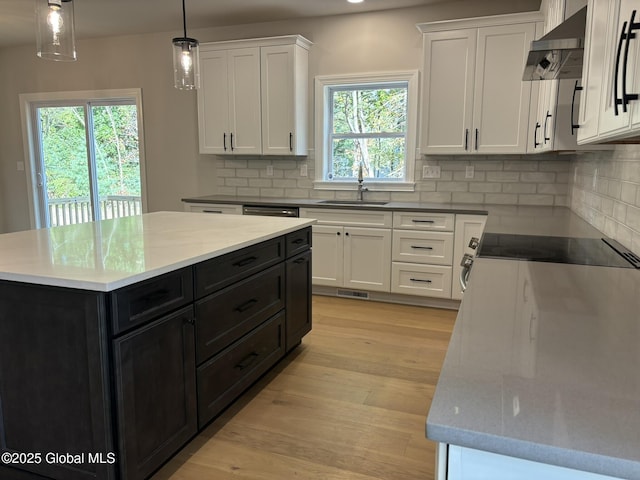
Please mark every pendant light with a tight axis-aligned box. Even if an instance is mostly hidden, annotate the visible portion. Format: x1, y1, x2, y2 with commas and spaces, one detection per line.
35, 0, 77, 61
172, 0, 200, 90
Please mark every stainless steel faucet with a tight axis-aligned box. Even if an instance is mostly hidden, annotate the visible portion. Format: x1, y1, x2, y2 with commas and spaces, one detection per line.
357, 163, 368, 201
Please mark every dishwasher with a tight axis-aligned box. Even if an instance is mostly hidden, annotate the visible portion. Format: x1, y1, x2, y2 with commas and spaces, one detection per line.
242, 205, 299, 217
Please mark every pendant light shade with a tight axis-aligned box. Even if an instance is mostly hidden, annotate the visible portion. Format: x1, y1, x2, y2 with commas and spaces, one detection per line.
172, 0, 200, 90
35, 0, 77, 61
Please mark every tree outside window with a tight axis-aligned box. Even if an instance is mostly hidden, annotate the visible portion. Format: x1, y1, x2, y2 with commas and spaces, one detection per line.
329, 83, 407, 181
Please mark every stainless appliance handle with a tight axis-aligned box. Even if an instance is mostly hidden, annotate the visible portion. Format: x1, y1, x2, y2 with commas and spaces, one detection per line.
459, 254, 474, 292
242, 206, 299, 217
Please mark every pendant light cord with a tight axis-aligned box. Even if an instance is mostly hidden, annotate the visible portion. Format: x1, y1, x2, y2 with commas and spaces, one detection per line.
182, 0, 187, 38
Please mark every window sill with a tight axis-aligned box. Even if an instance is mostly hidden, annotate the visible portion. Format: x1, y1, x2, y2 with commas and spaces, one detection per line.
313, 181, 416, 192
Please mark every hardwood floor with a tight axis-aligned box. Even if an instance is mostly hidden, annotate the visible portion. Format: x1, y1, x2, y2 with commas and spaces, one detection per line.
152, 295, 456, 480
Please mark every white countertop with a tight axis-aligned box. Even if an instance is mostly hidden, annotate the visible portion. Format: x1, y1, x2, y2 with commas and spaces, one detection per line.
0, 212, 314, 292
427, 258, 640, 479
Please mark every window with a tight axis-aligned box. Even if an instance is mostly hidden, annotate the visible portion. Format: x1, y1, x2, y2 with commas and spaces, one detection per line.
315, 71, 418, 190
20, 90, 146, 228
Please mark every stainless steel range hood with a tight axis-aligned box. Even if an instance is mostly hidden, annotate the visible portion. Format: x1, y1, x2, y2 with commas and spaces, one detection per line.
522, 6, 586, 81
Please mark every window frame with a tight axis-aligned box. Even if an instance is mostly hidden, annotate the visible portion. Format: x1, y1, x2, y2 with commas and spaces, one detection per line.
19, 89, 147, 229
314, 71, 419, 191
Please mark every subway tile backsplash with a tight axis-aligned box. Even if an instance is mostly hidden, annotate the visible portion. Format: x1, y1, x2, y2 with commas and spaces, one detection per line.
211, 145, 640, 256
212, 153, 570, 206
570, 145, 640, 255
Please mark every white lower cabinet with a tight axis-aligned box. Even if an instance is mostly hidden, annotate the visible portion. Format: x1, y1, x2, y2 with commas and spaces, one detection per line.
301, 209, 392, 293
391, 263, 452, 298
391, 212, 455, 298
343, 227, 392, 292
445, 445, 620, 480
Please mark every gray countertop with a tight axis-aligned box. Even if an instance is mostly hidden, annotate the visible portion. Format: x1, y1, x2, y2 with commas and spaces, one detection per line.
182, 195, 603, 238
427, 258, 640, 479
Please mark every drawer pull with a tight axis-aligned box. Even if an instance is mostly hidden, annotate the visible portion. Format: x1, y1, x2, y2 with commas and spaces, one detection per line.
233, 256, 258, 267
144, 289, 170, 302
235, 298, 258, 313
235, 352, 260, 371
291, 238, 305, 244
203, 210, 223, 214
410, 278, 432, 284
410, 245, 433, 250
293, 258, 306, 264
412, 219, 435, 224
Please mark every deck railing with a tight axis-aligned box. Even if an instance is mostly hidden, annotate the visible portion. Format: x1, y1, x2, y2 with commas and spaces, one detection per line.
48, 195, 142, 227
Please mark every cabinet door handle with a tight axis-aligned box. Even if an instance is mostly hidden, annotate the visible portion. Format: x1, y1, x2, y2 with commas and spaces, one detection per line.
293, 257, 306, 264
475, 128, 479, 150
345, 232, 349, 236
544, 111, 552, 143
622, 11, 640, 111
571, 80, 583, 135
233, 256, 257, 267
235, 352, 259, 371
534, 122, 541, 148
410, 245, 433, 250
464, 129, 469, 151
289, 132, 293, 152
223, 133, 227, 152
235, 298, 258, 313
412, 219, 435, 224
410, 278, 432, 284
614, 20, 628, 116
230, 132, 235, 151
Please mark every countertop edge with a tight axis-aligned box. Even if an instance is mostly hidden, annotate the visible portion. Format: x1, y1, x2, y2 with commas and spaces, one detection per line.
426, 421, 640, 480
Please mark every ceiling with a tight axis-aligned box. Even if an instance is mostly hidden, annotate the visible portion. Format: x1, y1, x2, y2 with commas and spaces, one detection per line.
0, 0, 449, 48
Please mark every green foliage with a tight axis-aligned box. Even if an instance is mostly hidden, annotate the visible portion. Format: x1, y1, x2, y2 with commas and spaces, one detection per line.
39, 104, 141, 200
330, 85, 407, 180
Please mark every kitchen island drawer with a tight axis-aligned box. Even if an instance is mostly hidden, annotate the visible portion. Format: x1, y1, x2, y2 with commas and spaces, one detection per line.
393, 212, 455, 231
392, 230, 454, 265
391, 263, 452, 298
197, 310, 285, 428
195, 263, 284, 364
195, 237, 284, 297
286, 227, 312, 258
111, 267, 194, 335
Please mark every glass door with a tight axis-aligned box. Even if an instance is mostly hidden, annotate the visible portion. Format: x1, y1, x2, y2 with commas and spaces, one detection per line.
33, 101, 142, 227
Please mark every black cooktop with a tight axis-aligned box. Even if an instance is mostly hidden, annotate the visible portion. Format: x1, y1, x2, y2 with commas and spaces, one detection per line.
477, 234, 640, 268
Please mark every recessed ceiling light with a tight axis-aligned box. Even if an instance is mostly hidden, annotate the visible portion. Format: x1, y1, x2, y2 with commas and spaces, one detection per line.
348, 0, 364, 3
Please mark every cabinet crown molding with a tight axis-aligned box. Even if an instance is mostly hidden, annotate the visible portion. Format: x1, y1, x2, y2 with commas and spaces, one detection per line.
416, 11, 543, 33
200, 34, 312, 51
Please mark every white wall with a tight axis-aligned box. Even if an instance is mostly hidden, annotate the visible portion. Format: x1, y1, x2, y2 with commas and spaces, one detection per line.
0, 0, 540, 233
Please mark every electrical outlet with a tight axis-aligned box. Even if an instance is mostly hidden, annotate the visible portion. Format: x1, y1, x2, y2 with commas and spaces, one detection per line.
16, 161, 24, 171
266, 165, 274, 176
465, 166, 474, 179
423, 165, 441, 179
300, 164, 308, 177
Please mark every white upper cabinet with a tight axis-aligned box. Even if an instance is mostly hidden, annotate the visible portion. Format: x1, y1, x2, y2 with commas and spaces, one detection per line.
260, 44, 309, 155
198, 35, 311, 156
578, 0, 640, 144
418, 13, 541, 155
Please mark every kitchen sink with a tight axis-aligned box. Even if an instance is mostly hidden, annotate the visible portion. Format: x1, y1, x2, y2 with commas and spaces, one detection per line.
319, 200, 388, 206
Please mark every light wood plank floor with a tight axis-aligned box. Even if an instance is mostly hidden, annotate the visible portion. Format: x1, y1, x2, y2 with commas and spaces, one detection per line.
152, 295, 456, 480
